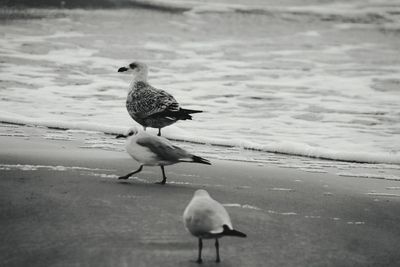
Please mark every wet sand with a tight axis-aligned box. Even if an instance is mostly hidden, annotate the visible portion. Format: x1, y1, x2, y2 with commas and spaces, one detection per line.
1, 126, 400, 267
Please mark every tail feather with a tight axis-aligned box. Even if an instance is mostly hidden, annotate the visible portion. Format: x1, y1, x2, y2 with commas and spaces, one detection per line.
222, 225, 247, 238
150, 108, 202, 121
192, 155, 211, 165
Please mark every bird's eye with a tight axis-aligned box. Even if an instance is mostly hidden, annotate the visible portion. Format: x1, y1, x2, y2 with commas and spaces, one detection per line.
129, 63, 137, 69
128, 131, 134, 136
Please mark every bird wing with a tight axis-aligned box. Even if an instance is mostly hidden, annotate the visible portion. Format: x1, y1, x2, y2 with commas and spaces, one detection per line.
136, 136, 189, 162
208, 201, 232, 234
127, 83, 180, 119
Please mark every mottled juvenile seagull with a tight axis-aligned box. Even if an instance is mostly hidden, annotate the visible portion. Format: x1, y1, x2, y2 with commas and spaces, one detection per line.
183, 189, 247, 263
116, 127, 211, 184
118, 62, 202, 136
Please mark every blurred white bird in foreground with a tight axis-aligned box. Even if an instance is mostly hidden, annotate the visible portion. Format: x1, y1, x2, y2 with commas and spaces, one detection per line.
116, 127, 211, 184
183, 189, 246, 263
118, 62, 202, 136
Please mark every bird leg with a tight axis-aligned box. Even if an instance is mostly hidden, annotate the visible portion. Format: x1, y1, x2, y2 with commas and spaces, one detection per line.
197, 238, 203, 264
215, 238, 220, 263
155, 166, 167, 185
157, 128, 161, 136
118, 165, 143, 179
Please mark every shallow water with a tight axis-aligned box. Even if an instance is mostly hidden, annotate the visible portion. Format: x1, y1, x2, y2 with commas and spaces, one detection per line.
0, 0, 400, 165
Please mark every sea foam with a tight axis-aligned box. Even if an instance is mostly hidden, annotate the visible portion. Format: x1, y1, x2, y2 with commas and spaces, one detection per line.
1, 112, 399, 165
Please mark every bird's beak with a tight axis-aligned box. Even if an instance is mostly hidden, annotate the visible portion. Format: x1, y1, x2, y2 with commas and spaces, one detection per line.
118, 67, 128, 72
116, 134, 127, 139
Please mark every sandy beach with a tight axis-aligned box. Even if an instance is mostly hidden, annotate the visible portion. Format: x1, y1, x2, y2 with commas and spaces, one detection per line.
1, 125, 400, 267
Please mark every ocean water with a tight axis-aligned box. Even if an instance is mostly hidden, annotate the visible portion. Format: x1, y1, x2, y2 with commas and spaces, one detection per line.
1, 0, 400, 174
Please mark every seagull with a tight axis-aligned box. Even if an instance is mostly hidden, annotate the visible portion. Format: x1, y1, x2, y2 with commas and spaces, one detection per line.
116, 127, 211, 184
118, 62, 203, 136
183, 189, 247, 263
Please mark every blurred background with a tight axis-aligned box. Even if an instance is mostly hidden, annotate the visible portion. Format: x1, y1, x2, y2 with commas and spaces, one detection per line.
1, 0, 400, 174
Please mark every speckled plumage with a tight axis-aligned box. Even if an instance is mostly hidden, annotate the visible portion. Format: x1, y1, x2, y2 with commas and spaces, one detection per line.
126, 81, 180, 129
119, 62, 202, 134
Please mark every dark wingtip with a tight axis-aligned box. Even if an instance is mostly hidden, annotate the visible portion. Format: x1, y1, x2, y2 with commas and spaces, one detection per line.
116, 134, 127, 139
237, 231, 247, 238
180, 108, 203, 114
118, 67, 128, 72
188, 110, 202, 114
222, 225, 247, 238
192, 155, 211, 165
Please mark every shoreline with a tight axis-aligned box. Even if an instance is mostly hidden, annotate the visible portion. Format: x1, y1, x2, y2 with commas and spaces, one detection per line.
1, 125, 400, 266
1, 117, 399, 166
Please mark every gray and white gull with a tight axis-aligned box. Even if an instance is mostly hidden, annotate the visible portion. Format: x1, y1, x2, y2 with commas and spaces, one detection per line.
118, 62, 202, 136
183, 189, 247, 263
116, 127, 211, 185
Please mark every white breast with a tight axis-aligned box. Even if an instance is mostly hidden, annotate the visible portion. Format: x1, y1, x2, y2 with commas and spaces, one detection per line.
126, 136, 158, 166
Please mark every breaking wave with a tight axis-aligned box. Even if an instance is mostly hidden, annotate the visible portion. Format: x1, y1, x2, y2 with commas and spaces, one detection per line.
1, 113, 399, 165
